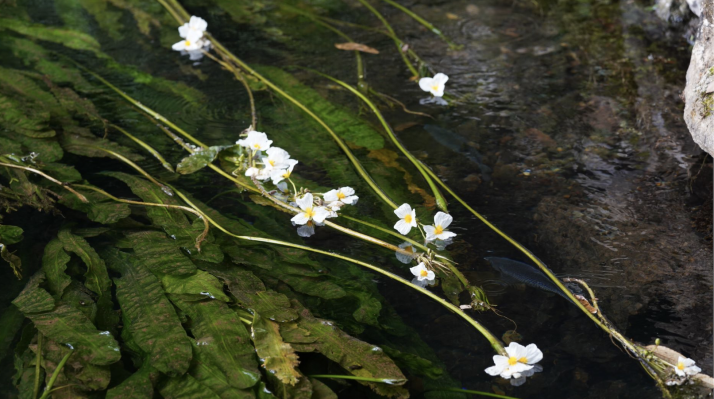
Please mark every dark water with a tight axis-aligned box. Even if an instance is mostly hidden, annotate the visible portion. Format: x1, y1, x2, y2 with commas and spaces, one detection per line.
1, 0, 711, 398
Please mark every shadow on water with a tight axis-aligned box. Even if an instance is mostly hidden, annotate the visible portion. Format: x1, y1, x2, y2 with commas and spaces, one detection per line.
0, 0, 710, 398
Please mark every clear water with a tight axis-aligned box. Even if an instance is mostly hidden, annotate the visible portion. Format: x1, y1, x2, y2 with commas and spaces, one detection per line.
0, 0, 711, 398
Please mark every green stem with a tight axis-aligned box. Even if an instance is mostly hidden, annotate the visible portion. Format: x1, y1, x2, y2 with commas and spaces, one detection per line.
379, 0, 460, 49
109, 124, 175, 173
0, 160, 88, 203
309, 374, 405, 385
340, 214, 427, 252
84, 146, 170, 192
38, 349, 73, 399
354, 0, 420, 78
303, 68, 448, 211
32, 333, 42, 399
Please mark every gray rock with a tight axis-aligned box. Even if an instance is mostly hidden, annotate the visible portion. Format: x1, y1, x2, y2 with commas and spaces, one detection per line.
684, 3, 714, 156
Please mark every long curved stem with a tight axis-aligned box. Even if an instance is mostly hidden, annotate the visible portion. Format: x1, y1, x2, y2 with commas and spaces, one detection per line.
109, 124, 175, 173
379, 0, 460, 49
38, 349, 73, 399
32, 333, 42, 399
0, 161, 88, 203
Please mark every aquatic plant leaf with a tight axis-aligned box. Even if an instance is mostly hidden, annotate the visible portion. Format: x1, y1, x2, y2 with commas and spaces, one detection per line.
59, 126, 144, 162
176, 146, 224, 175
124, 231, 197, 276
41, 239, 72, 298
255, 66, 385, 150
105, 361, 155, 399
77, 0, 124, 40
0, 305, 25, 362
159, 270, 230, 302
57, 228, 111, 295
0, 243, 22, 278
41, 163, 82, 183
23, 304, 121, 365
0, 18, 101, 53
382, 347, 443, 380
308, 377, 338, 399
39, 338, 111, 391
103, 248, 192, 375
189, 343, 256, 399
7, 134, 64, 162
286, 302, 408, 398
59, 189, 131, 225
159, 373, 223, 399
0, 225, 23, 244
201, 263, 300, 323
0, 68, 58, 109
172, 299, 261, 389
12, 271, 55, 314
252, 312, 302, 386
0, 94, 54, 138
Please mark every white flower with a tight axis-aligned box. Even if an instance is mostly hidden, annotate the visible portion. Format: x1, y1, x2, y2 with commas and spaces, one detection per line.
270, 160, 298, 185
396, 242, 418, 264
485, 342, 541, 380
424, 212, 457, 241
296, 220, 323, 237
393, 203, 417, 235
262, 147, 294, 172
418, 73, 449, 97
324, 187, 358, 205
674, 356, 700, 377
410, 262, 435, 282
172, 38, 204, 52
178, 16, 208, 42
237, 131, 272, 151
290, 193, 329, 226
511, 364, 543, 387
244, 166, 270, 181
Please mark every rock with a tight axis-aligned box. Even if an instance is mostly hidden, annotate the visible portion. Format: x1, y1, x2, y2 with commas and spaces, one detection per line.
683, 2, 714, 156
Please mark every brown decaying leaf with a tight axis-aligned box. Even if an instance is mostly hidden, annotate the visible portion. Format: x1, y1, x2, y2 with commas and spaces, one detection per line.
334, 42, 380, 54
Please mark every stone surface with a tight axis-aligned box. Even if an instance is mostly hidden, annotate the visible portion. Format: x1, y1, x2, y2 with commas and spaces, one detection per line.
684, 2, 714, 156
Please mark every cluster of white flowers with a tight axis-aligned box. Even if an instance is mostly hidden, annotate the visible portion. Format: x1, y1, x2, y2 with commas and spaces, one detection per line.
172, 16, 211, 60
485, 342, 543, 386
236, 130, 358, 237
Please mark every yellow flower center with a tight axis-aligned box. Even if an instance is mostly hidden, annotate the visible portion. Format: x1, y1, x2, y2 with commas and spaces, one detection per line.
420, 269, 428, 277
269, 160, 276, 167
185, 40, 191, 46
404, 214, 412, 223
337, 192, 346, 200
508, 357, 518, 366
434, 225, 444, 235
282, 171, 291, 178
405, 245, 415, 254
519, 357, 528, 363
253, 143, 260, 149
304, 207, 315, 219
677, 362, 685, 370
431, 84, 439, 92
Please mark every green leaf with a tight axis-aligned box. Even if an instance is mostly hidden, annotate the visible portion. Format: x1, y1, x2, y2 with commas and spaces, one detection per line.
41, 239, 72, 298
0, 305, 26, 362
57, 228, 111, 295
159, 270, 231, 302
308, 377, 338, 399
24, 304, 121, 365
0, 18, 101, 53
105, 362, 155, 399
189, 343, 257, 399
199, 263, 299, 323
103, 248, 192, 376
252, 312, 302, 386
172, 299, 261, 390
0, 243, 22, 279
0, 225, 23, 244
39, 338, 111, 391
124, 231, 197, 276
286, 302, 408, 398
159, 374, 223, 399
12, 271, 55, 314
59, 188, 131, 225
176, 146, 224, 174
59, 126, 144, 162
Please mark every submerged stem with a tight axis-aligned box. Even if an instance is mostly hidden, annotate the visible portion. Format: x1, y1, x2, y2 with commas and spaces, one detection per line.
32, 333, 42, 399
0, 161, 88, 203
38, 349, 73, 399
379, 0, 460, 49
109, 124, 175, 173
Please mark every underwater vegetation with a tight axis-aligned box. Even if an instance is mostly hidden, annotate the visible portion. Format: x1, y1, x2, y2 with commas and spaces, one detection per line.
0, 0, 710, 398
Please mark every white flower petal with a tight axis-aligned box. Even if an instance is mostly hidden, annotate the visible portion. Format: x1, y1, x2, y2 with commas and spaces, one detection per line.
291, 213, 309, 225
342, 195, 359, 205
178, 24, 190, 38
296, 193, 313, 211
297, 224, 315, 237
423, 225, 437, 241
425, 270, 435, 280
312, 207, 330, 223
340, 187, 355, 196
434, 212, 453, 228
409, 263, 427, 278
394, 219, 412, 235
323, 189, 339, 202
394, 203, 412, 218
433, 73, 449, 85
523, 344, 543, 364
396, 242, 417, 264
418, 77, 435, 93
436, 231, 458, 240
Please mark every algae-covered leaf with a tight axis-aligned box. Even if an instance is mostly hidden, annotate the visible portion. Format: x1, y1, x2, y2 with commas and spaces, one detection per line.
176, 146, 224, 175
173, 299, 261, 390
159, 373, 223, 399
0, 18, 101, 53
0, 306, 24, 362
24, 304, 120, 365
59, 188, 132, 225
57, 228, 111, 295
39, 338, 111, 391
0, 225, 23, 244
1, 243, 22, 279
105, 361, 155, 399
252, 312, 302, 386
12, 271, 55, 314
103, 248, 192, 376
159, 270, 230, 302
124, 231, 197, 276
309, 377, 338, 399
189, 343, 257, 399
255, 66, 385, 150
287, 302, 408, 398
41, 239, 71, 298
59, 127, 144, 162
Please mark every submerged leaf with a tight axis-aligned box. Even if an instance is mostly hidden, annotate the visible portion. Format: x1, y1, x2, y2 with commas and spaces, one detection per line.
252, 312, 302, 386
12, 271, 55, 314
103, 249, 192, 376
124, 231, 197, 276
41, 238, 72, 298
0, 243, 22, 279
159, 373, 223, 399
58, 228, 111, 295
173, 299, 261, 390
159, 270, 230, 302
0, 18, 101, 53
0, 225, 23, 245
105, 361, 155, 399
176, 146, 224, 175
